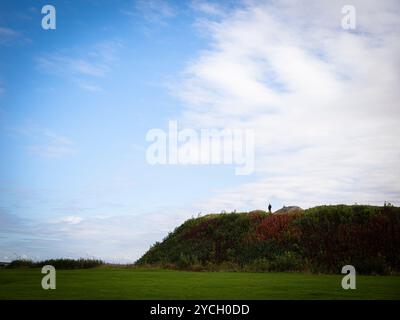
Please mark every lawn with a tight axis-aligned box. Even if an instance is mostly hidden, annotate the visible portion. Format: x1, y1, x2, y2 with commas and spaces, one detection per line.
0, 267, 399, 300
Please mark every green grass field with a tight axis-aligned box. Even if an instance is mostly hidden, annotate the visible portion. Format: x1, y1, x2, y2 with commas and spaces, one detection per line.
0, 268, 399, 300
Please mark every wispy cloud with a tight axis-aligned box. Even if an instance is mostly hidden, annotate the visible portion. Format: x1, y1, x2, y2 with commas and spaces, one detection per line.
174, 0, 400, 209
122, 0, 176, 25
61, 215, 84, 224
37, 40, 121, 92
0, 26, 31, 45
0, 27, 18, 37
74, 80, 103, 93
37, 54, 107, 77
27, 130, 75, 158
0, 27, 19, 45
8, 125, 76, 159
190, 0, 226, 17
137, 0, 175, 20
27, 144, 75, 158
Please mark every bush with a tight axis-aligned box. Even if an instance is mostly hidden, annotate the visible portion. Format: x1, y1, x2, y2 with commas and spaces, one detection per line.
7, 258, 104, 269
347, 255, 390, 275
245, 258, 271, 272
6, 259, 35, 268
269, 251, 304, 272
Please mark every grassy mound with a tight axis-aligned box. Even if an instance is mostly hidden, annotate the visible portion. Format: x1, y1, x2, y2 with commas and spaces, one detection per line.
136, 205, 400, 274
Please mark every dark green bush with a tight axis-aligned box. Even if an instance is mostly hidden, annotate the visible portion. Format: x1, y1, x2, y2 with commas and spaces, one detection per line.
268, 251, 304, 272
6, 259, 35, 268
7, 258, 104, 269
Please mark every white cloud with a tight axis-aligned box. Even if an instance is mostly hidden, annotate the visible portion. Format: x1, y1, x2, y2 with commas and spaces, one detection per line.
132, 0, 176, 24
190, 0, 225, 16
0, 27, 19, 45
75, 80, 103, 93
37, 40, 121, 92
27, 130, 75, 158
0, 26, 31, 45
11, 126, 76, 159
61, 216, 83, 224
0, 27, 18, 36
28, 144, 75, 158
37, 54, 107, 78
174, 0, 400, 210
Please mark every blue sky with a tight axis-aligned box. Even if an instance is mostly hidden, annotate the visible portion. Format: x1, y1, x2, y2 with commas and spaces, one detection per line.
0, 0, 242, 217
1, 0, 400, 262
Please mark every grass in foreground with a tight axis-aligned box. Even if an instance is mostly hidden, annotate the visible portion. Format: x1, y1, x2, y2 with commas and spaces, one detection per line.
0, 268, 399, 300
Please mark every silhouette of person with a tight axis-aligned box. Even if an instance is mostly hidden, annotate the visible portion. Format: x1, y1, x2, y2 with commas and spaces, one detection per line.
268, 203, 272, 213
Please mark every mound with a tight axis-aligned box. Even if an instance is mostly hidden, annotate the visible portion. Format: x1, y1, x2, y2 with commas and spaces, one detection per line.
136, 205, 400, 274
273, 206, 303, 214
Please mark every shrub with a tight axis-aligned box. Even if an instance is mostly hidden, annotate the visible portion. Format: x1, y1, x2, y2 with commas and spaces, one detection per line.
346, 255, 389, 275
7, 258, 104, 269
6, 259, 35, 268
246, 258, 271, 272
269, 251, 305, 272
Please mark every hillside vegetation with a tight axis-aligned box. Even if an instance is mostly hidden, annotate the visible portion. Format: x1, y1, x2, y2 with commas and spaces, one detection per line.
136, 205, 400, 274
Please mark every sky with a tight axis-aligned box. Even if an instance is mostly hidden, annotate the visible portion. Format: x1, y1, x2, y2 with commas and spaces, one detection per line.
0, 0, 399, 262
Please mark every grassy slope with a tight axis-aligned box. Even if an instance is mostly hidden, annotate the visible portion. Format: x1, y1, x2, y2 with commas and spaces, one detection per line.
1, 268, 399, 300
137, 205, 400, 274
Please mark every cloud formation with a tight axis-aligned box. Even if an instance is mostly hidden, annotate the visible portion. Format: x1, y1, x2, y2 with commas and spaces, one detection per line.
26, 129, 76, 158
0, 27, 25, 45
176, 0, 400, 211
37, 40, 121, 92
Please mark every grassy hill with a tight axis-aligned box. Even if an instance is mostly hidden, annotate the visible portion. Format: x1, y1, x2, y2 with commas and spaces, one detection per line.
136, 205, 400, 274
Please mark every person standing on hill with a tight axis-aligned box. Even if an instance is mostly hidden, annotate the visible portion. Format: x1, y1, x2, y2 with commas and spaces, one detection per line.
268, 203, 272, 213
